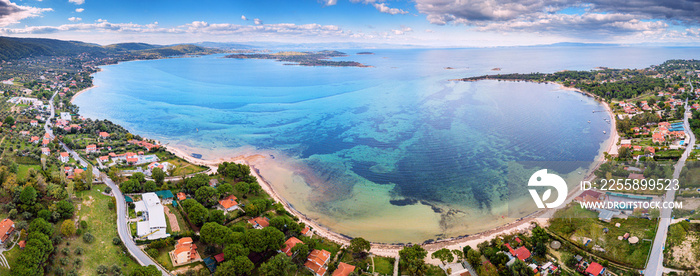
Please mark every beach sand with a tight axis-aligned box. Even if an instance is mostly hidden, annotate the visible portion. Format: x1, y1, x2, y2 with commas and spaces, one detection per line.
70, 85, 99, 104
154, 81, 619, 260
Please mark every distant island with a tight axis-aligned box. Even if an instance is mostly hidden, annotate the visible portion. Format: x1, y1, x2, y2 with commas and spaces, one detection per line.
225, 50, 371, 67
357, 52, 374, 55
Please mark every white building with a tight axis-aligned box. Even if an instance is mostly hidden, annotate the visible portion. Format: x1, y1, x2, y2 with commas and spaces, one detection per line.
60, 112, 71, 121
136, 193, 169, 240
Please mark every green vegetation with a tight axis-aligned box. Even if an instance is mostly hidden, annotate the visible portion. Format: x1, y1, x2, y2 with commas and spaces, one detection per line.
549, 204, 656, 268
226, 50, 371, 67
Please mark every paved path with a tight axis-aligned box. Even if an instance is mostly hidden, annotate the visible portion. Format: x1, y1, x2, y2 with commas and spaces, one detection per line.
645, 100, 697, 276
46, 89, 170, 275
393, 256, 399, 276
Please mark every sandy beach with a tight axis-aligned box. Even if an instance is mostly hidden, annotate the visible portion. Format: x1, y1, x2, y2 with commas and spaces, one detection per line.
156, 83, 620, 261
69, 85, 99, 104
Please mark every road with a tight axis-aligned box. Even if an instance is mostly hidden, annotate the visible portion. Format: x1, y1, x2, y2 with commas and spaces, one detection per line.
46, 90, 170, 275
645, 100, 697, 276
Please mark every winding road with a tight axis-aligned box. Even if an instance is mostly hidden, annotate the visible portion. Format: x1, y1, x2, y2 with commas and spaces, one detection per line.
46, 90, 170, 275
644, 100, 697, 276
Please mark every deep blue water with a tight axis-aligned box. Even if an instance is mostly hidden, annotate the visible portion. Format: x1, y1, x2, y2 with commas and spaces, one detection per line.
74, 47, 700, 238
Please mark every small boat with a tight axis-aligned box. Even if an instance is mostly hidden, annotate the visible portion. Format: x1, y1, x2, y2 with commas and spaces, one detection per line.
588, 120, 591, 123
603, 131, 607, 134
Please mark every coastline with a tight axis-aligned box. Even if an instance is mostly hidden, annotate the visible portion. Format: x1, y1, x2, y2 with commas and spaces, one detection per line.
69, 85, 99, 104
74, 67, 619, 258
155, 80, 619, 259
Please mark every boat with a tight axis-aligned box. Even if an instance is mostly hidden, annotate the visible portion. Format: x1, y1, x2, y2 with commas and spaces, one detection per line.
603, 131, 607, 134
588, 120, 591, 123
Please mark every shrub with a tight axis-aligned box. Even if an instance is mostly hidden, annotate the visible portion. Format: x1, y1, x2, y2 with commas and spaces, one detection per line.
74, 247, 84, 255
97, 265, 109, 274
112, 237, 121, 245
83, 232, 95, 243
146, 248, 159, 258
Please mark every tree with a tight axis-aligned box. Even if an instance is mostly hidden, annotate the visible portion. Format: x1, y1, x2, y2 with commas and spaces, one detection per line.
128, 265, 160, 276
201, 222, 234, 247
451, 249, 464, 261
268, 216, 301, 236
234, 182, 250, 196
55, 200, 75, 219
181, 199, 209, 226
224, 243, 249, 261
510, 260, 535, 276
217, 183, 233, 197
29, 218, 54, 237
399, 245, 428, 276
348, 237, 371, 259
214, 260, 236, 276
61, 220, 76, 237
531, 226, 549, 257
152, 168, 165, 185
431, 248, 454, 264
195, 186, 219, 207
209, 209, 226, 225
232, 256, 254, 276
466, 249, 481, 268
144, 181, 157, 192
19, 186, 37, 206
4, 116, 14, 126
259, 254, 296, 276
290, 243, 310, 264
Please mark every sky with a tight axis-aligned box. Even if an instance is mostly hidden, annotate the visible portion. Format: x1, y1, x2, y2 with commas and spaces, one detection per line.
0, 0, 699, 47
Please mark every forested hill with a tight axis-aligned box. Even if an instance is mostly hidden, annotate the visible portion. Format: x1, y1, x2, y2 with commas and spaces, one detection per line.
0, 36, 221, 60
453, 67, 667, 100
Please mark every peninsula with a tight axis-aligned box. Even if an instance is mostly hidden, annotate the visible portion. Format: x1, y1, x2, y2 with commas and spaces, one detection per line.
225, 50, 372, 67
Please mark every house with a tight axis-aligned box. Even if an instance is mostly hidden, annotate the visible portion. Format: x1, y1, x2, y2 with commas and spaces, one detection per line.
505, 244, 531, 262
30, 120, 38, 126
169, 237, 200, 266
86, 144, 97, 153
628, 173, 644, 180
281, 237, 304, 257
248, 217, 270, 229
209, 179, 219, 187
574, 190, 603, 208
301, 227, 312, 237
332, 262, 356, 276
60, 112, 71, 121
99, 156, 109, 162
126, 157, 138, 164
218, 195, 239, 212
59, 152, 70, 163
585, 262, 605, 276
135, 193, 169, 240
652, 132, 665, 143
305, 249, 331, 276
42, 138, 50, 146
0, 218, 15, 244
99, 132, 110, 139
41, 147, 50, 155
30, 136, 39, 143
19, 130, 29, 136
177, 192, 187, 201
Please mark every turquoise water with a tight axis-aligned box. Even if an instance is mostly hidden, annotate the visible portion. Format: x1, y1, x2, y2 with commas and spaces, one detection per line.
74, 47, 700, 242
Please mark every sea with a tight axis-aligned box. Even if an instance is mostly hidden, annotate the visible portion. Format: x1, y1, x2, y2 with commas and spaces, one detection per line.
74, 46, 700, 243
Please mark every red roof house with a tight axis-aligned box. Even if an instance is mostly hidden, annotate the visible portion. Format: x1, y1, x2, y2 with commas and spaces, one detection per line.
281, 237, 304, 257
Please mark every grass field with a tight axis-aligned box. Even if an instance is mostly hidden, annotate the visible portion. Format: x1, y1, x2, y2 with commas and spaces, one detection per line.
549, 204, 657, 268
163, 158, 207, 176
373, 256, 394, 275
49, 187, 140, 275
16, 164, 40, 181
0, 243, 21, 274
664, 221, 700, 271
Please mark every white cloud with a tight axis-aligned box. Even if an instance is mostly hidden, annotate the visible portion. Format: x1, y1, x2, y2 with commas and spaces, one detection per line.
325, 0, 337, 6
68, 0, 85, 5
254, 18, 262, 25
390, 26, 413, 35
75, 8, 84, 12
241, 15, 247, 20
372, 3, 408, 15
0, 0, 53, 27
68, 17, 81, 22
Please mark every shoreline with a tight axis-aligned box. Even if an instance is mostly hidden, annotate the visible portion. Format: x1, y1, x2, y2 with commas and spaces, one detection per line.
74, 66, 619, 258
155, 80, 619, 259
69, 85, 99, 104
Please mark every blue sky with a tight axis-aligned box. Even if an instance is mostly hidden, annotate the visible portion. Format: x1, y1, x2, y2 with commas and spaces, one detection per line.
0, 0, 699, 46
